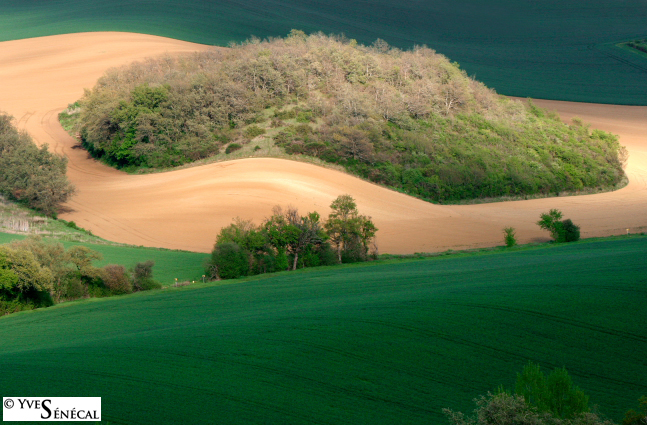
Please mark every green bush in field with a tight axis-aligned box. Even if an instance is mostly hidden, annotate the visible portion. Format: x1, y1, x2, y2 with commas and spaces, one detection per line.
562, 219, 581, 242
503, 227, 517, 247
537, 210, 581, 243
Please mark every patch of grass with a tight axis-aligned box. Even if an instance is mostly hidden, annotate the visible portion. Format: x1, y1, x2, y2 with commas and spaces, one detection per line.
0, 236, 645, 424
0, 2, 646, 104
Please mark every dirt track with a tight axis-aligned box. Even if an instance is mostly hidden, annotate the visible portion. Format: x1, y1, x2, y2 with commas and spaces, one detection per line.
1, 33, 645, 253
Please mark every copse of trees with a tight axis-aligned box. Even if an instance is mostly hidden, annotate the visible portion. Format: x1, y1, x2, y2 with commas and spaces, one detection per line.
0, 236, 161, 316
207, 195, 377, 280
537, 209, 581, 243
71, 31, 626, 202
444, 362, 615, 425
0, 113, 75, 216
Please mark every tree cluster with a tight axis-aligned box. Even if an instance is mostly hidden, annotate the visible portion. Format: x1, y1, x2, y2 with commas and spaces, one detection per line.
0, 113, 75, 216
207, 195, 377, 280
537, 209, 580, 243
444, 362, 615, 425
72, 31, 626, 201
0, 236, 160, 316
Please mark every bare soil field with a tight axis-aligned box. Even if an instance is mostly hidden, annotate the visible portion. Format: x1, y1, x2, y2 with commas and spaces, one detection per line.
1, 33, 645, 253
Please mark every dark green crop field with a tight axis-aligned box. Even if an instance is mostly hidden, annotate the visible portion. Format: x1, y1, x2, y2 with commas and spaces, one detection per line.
0, 1, 646, 104
1, 236, 645, 424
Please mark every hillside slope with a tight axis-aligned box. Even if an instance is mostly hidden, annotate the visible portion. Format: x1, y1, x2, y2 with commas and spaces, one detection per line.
1, 236, 646, 423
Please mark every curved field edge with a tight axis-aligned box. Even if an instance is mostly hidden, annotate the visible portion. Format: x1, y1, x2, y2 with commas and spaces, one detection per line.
1, 1, 647, 104
1, 235, 645, 423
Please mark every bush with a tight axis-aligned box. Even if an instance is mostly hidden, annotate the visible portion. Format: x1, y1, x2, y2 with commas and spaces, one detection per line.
0, 113, 75, 215
225, 143, 243, 154
209, 242, 249, 280
562, 219, 580, 242
102, 264, 132, 295
133, 260, 161, 291
244, 125, 266, 139
503, 227, 517, 247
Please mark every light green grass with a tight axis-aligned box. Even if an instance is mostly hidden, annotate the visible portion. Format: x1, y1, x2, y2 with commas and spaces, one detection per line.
0, 1, 646, 105
0, 231, 208, 285
1, 236, 645, 424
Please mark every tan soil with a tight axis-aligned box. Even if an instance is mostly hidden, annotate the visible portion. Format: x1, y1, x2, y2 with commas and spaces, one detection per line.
1, 33, 645, 253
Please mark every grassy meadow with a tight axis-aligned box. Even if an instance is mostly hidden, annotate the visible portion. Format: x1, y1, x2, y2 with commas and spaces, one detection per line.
0, 231, 208, 285
0, 1, 646, 105
1, 235, 645, 424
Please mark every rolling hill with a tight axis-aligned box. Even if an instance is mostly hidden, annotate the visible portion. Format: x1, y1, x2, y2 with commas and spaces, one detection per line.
1, 236, 646, 424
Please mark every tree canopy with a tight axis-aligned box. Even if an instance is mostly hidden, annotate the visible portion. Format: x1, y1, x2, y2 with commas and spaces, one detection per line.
71, 32, 626, 203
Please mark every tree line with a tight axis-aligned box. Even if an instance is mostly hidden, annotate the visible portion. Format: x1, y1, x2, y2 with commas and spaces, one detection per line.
71, 31, 626, 202
0, 113, 75, 216
0, 236, 160, 316
207, 195, 377, 280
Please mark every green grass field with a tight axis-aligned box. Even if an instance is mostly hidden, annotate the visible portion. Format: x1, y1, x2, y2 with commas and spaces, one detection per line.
0, 1, 646, 105
0, 232, 208, 285
1, 236, 645, 424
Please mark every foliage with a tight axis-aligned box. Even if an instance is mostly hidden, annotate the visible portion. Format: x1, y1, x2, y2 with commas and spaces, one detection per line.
1, 236, 164, 314
622, 397, 647, 425
1, 236, 645, 423
444, 392, 614, 425
133, 260, 161, 291
206, 196, 370, 280
503, 227, 517, 247
324, 195, 377, 262
562, 219, 581, 242
102, 264, 133, 295
537, 210, 580, 243
514, 362, 589, 419
0, 113, 75, 215
73, 34, 626, 201
225, 143, 242, 154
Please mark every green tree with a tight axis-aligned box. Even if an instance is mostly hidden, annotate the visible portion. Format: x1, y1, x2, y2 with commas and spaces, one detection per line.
622, 396, 647, 425
562, 219, 581, 242
444, 392, 614, 425
324, 195, 377, 263
0, 113, 75, 215
537, 209, 564, 242
515, 362, 589, 419
503, 227, 517, 247
0, 246, 53, 303
209, 242, 249, 280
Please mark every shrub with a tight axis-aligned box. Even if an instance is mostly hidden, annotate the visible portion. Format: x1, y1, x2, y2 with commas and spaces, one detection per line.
243, 125, 266, 139
209, 242, 249, 280
133, 260, 161, 291
503, 227, 517, 247
562, 219, 580, 242
102, 264, 132, 295
225, 143, 242, 154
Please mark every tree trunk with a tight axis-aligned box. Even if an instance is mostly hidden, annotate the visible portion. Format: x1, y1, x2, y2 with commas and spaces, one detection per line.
292, 252, 299, 271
